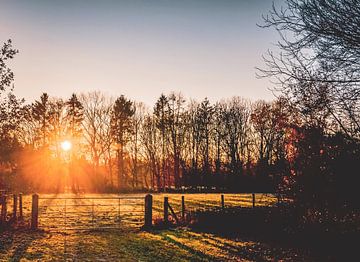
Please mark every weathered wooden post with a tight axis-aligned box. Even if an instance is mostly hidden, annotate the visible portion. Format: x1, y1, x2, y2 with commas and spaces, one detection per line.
13, 194, 18, 220
277, 193, 281, 205
144, 194, 153, 228
164, 196, 169, 224
181, 195, 185, 220
31, 194, 39, 230
19, 193, 23, 219
0, 195, 6, 223
221, 194, 225, 211
252, 193, 255, 208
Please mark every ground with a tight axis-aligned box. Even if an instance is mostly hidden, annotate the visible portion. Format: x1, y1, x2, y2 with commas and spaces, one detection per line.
0, 193, 311, 261
1, 227, 312, 261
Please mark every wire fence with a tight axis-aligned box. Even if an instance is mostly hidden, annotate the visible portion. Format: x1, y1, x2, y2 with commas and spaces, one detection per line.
151, 193, 279, 222
3, 193, 280, 231
37, 196, 144, 231
0, 192, 22, 224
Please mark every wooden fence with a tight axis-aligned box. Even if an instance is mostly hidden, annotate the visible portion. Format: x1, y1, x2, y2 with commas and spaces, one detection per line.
0, 192, 23, 225
31, 195, 144, 231
159, 193, 262, 226
27, 193, 279, 230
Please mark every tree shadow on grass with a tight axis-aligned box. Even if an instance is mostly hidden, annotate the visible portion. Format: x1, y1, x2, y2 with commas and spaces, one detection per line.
188, 207, 360, 261
0, 229, 47, 262
67, 228, 216, 261
159, 233, 220, 261
155, 228, 309, 261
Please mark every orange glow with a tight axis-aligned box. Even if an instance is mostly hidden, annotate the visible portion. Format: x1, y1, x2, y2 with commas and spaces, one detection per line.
61, 140, 72, 151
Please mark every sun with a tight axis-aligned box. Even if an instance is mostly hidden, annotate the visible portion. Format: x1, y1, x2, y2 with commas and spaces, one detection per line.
61, 140, 72, 151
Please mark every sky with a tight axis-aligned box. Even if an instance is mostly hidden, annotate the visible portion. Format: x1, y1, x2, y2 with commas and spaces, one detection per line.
0, 0, 282, 106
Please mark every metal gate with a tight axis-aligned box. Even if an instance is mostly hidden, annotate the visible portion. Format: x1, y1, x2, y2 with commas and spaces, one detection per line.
37, 195, 144, 231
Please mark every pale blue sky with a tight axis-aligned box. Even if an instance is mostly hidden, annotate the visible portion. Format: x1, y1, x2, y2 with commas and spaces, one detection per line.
0, 0, 282, 105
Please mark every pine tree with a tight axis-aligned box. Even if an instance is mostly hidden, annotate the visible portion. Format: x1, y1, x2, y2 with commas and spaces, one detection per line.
32, 93, 52, 147
153, 94, 169, 191
65, 93, 84, 139
111, 95, 135, 189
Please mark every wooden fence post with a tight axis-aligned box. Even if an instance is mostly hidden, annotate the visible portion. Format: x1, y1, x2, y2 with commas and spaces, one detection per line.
13, 194, 17, 220
221, 194, 225, 211
181, 195, 185, 220
168, 203, 180, 224
252, 193, 255, 208
31, 194, 39, 230
164, 197, 169, 224
1, 195, 6, 223
19, 193, 23, 219
144, 194, 153, 228
277, 193, 282, 205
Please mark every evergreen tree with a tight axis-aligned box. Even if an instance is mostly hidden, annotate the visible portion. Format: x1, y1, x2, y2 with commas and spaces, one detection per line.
111, 95, 135, 189
65, 93, 84, 139
32, 93, 52, 147
153, 94, 169, 191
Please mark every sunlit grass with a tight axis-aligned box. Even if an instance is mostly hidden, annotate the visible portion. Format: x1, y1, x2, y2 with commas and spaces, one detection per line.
18, 193, 278, 230
0, 228, 308, 261
0, 193, 308, 261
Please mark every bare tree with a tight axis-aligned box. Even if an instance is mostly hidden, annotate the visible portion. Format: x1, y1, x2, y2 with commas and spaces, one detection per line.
259, 0, 360, 136
129, 102, 146, 189
80, 91, 113, 187
221, 97, 251, 176
197, 98, 214, 179
141, 114, 160, 190
167, 93, 186, 188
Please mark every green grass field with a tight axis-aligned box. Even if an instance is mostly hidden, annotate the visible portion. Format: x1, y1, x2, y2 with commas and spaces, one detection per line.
15, 193, 278, 230
0, 227, 309, 261
1, 193, 310, 261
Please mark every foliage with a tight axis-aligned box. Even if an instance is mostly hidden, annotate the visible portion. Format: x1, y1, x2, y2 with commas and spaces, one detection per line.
0, 39, 18, 92
258, 0, 360, 213
289, 126, 360, 210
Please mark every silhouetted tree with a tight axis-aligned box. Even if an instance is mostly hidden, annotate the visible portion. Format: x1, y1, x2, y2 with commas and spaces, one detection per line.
197, 98, 214, 182
80, 91, 113, 188
0, 39, 18, 92
222, 98, 250, 178
129, 102, 145, 188
0, 93, 24, 189
213, 102, 225, 175
66, 93, 84, 139
259, 0, 360, 137
32, 93, 52, 147
111, 95, 135, 189
48, 99, 65, 158
154, 94, 169, 191
167, 93, 186, 188
141, 114, 161, 190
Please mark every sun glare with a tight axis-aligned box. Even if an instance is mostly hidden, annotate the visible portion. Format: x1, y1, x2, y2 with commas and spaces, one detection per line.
61, 140, 72, 151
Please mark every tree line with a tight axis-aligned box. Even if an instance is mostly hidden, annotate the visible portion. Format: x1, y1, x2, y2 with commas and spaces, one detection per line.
0, 81, 297, 193
0, 40, 302, 194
